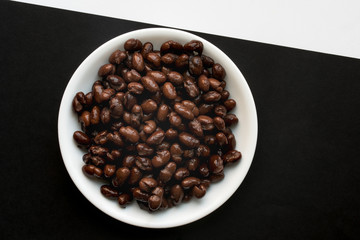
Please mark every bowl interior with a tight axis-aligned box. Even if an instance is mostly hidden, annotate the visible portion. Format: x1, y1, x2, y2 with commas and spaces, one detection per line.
58, 28, 257, 228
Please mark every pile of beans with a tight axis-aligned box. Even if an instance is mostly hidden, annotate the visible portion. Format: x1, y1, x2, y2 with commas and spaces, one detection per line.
72, 38, 241, 211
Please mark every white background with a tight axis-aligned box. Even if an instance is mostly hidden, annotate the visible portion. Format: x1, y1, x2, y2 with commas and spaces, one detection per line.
12, 0, 360, 59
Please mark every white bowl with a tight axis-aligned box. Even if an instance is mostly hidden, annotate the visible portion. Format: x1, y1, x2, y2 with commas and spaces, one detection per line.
58, 28, 257, 228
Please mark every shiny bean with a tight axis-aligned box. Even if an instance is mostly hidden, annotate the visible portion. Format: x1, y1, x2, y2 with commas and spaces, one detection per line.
115, 167, 130, 186
128, 167, 142, 185
146, 129, 165, 146
73, 131, 91, 146
224, 113, 239, 126
160, 40, 183, 54
192, 184, 206, 198
124, 69, 142, 82
146, 71, 166, 84
159, 162, 176, 183
98, 63, 115, 77
127, 82, 144, 94
208, 155, 224, 174
141, 76, 160, 93
123, 92, 137, 110
141, 99, 157, 114
184, 40, 203, 55
174, 168, 190, 181
170, 143, 183, 164
197, 115, 214, 131
109, 50, 127, 64
223, 150, 242, 164
165, 128, 178, 140
214, 105, 227, 118
124, 38, 142, 51
119, 126, 139, 143
198, 74, 210, 92
162, 82, 177, 100
216, 132, 228, 146
104, 164, 116, 178
201, 55, 214, 67
109, 94, 124, 118
189, 56, 203, 76
161, 53, 178, 65
181, 177, 201, 189
143, 120, 156, 134
186, 158, 200, 171
170, 184, 184, 205
135, 156, 152, 171
141, 42, 153, 57
213, 116, 226, 131
183, 78, 200, 98
72, 92, 86, 112
101, 185, 119, 198
175, 54, 189, 69
152, 150, 171, 168
212, 63, 226, 80
167, 71, 184, 85
202, 91, 221, 102
139, 177, 158, 192
224, 99, 236, 111
188, 119, 203, 137
132, 188, 150, 202
157, 104, 169, 122
148, 195, 162, 211
136, 143, 154, 156
118, 193, 132, 207
178, 132, 200, 148
198, 163, 209, 177
174, 103, 194, 120
82, 164, 102, 178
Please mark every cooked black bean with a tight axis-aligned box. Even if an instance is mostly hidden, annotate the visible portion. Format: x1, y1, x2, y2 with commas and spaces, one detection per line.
223, 150, 242, 164
141, 76, 159, 93
109, 50, 127, 64
73, 131, 91, 146
212, 63, 226, 80
124, 38, 142, 51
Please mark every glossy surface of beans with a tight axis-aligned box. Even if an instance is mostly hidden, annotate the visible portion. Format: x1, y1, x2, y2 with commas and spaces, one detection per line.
72, 38, 240, 212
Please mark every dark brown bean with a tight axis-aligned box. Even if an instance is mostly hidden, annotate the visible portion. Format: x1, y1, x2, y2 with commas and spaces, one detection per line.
224, 99, 236, 111
221, 90, 230, 101
161, 53, 178, 65
210, 171, 224, 183
89, 145, 108, 156
160, 40, 183, 54
175, 54, 189, 69
109, 94, 124, 118
196, 144, 211, 157
183, 149, 195, 159
187, 158, 200, 171
152, 150, 171, 168
183, 78, 200, 98
82, 164, 102, 178
223, 150, 242, 164
104, 164, 116, 178
73, 131, 91, 146
150, 91, 162, 104
201, 55, 214, 67
149, 195, 162, 211
174, 168, 190, 181
131, 52, 145, 72
124, 69, 142, 82
184, 40, 203, 55
124, 38, 142, 51
189, 56, 203, 76
165, 128, 178, 140
224, 113, 239, 126
152, 186, 164, 198
214, 116, 226, 131
141, 42, 153, 57
146, 71, 166, 84
208, 78, 222, 90
202, 91, 221, 102
199, 163, 210, 177
212, 63, 226, 80
128, 167, 142, 185
157, 104, 169, 122
118, 193, 131, 207
145, 129, 165, 146
141, 99, 157, 114
181, 100, 199, 116
85, 92, 93, 107
170, 184, 184, 205
94, 130, 108, 145
188, 119, 203, 137
139, 177, 158, 192
216, 132, 228, 146
159, 162, 177, 183
72, 92, 86, 112
143, 120, 156, 134
192, 184, 206, 198
174, 103, 194, 120
82, 153, 92, 164
146, 52, 162, 68
132, 188, 150, 202
156, 141, 170, 150
98, 64, 115, 77
127, 82, 144, 94
170, 143, 183, 164
135, 156, 152, 171
178, 132, 200, 148
214, 105, 227, 118
197, 74, 210, 92
209, 155, 224, 174
198, 103, 214, 115
197, 115, 214, 131
101, 185, 119, 198
109, 50, 127, 64
90, 106, 100, 125
162, 82, 177, 100
141, 76, 160, 93
167, 71, 184, 85
136, 143, 154, 156
181, 177, 201, 189
123, 92, 137, 110
119, 126, 139, 143
91, 156, 105, 166
114, 167, 130, 186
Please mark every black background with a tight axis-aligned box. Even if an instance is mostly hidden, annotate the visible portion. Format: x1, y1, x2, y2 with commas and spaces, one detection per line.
1, 1, 360, 239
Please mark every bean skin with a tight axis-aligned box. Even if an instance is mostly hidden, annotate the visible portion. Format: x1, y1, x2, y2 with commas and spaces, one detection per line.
224, 99, 236, 111
146, 52, 162, 68
152, 150, 171, 168
223, 150, 242, 164
139, 177, 158, 192
174, 103, 194, 120
98, 64, 115, 77
141, 99, 157, 114
101, 185, 119, 198
212, 63, 226, 80
198, 74, 210, 92
157, 104, 169, 122
159, 162, 176, 183
184, 40, 203, 55
181, 177, 201, 189
170, 184, 184, 205
124, 38, 142, 51
146, 129, 165, 145
146, 71, 166, 84
109, 50, 127, 64
208, 155, 224, 174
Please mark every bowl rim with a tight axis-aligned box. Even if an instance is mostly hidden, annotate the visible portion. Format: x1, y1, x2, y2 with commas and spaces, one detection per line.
58, 27, 258, 228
